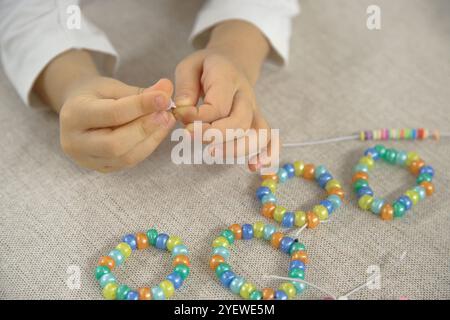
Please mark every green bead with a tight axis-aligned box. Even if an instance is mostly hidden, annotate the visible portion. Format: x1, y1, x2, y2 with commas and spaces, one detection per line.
240, 282, 256, 299
289, 268, 305, 280
249, 290, 263, 300
289, 242, 306, 255
353, 179, 369, 192
146, 229, 158, 246
405, 190, 420, 205
375, 145, 386, 157
215, 263, 231, 278
212, 236, 230, 248
384, 148, 397, 164
253, 221, 265, 238
416, 173, 432, 184
393, 202, 406, 218
358, 195, 374, 210
95, 265, 110, 280
116, 285, 130, 300
220, 229, 235, 245
273, 206, 287, 223
174, 264, 190, 280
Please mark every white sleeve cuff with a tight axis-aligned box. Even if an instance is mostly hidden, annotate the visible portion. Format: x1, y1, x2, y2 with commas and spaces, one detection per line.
190, 0, 300, 65
0, 3, 118, 107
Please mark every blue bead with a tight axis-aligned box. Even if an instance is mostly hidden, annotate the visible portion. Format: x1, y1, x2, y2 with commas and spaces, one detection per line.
419, 166, 434, 177
122, 234, 137, 251
413, 186, 426, 200
263, 224, 276, 241
357, 186, 374, 198
155, 233, 169, 250
395, 151, 408, 166
261, 193, 277, 204
317, 173, 333, 189
171, 244, 189, 257
151, 286, 165, 300
281, 212, 295, 228
99, 273, 116, 288
289, 260, 305, 271
370, 198, 385, 215
256, 186, 271, 200
364, 148, 379, 160
319, 200, 334, 215
277, 168, 289, 183
327, 195, 342, 210
167, 272, 183, 289
220, 270, 236, 287
229, 276, 245, 294
280, 237, 295, 254
126, 290, 139, 300
283, 164, 295, 178
212, 247, 230, 260
274, 290, 288, 300
397, 195, 412, 210
108, 249, 125, 266
354, 164, 369, 173
292, 281, 306, 295
314, 165, 328, 179
242, 224, 254, 240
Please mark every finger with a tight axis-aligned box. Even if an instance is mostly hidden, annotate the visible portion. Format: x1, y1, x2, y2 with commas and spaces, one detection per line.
175, 55, 203, 107
97, 78, 173, 99
79, 90, 171, 128
80, 111, 173, 158
248, 115, 280, 172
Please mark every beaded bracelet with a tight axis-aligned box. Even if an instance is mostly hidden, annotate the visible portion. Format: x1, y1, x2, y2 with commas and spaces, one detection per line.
94, 229, 190, 300
352, 144, 435, 220
210, 222, 308, 300
256, 162, 344, 229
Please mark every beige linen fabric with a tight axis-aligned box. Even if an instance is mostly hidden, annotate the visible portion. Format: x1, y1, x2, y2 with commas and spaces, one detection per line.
0, 0, 449, 299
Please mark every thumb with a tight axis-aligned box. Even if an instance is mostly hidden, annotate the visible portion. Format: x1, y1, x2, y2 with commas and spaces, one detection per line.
144, 78, 174, 97
174, 57, 202, 107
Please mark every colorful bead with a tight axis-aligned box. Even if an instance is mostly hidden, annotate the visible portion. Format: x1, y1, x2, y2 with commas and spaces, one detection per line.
318, 172, 333, 189
155, 233, 169, 250
240, 282, 257, 299
166, 272, 183, 289
108, 249, 125, 267
116, 243, 132, 259
103, 282, 119, 300
253, 221, 265, 238
98, 256, 115, 270
126, 291, 139, 300
359, 156, 374, 170
256, 186, 271, 200
262, 288, 275, 300
277, 168, 289, 183
358, 195, 373, 210
172, 255, 190, 267
281, 211, 295, 227
283, 163, 295, 178
229, 224, 243, 240
138, 287, 152, 300
212, 246, 230, 260
356, 186, 374, 198
220, 229, 235, 245
293, 161, 305, 176
99, 273, 116, 288
294, 211, 307, 227
313, 205, 328, 221
261, 179, 277, 193
215, 263, 231, 278
279, 282, 297, 299
419, 166, 434, 177
289, 242, 306, 255
220, 270, 236, 287
263, 224, 276, 240
230, 277, 245, 295
151, 286, 165, 300
116, 285, 130, 300
159, 280, 175, 298
261, 193, 277, 204
420, 181, 434, 196
397, 195, 412, 210
302, 164, 315, 180
413, 186, 426, 200
280, 236, 295, 254
249, 290, 263, 300
136, 232, 149, 250
146, 229, 158, 246
241, 224, 254, 240
380, 204, 394, 221
174, 264, 190, 280
122, 234, 137, 251
416, 173, 432, 184
370, 198, 385, 215
306, 212, 320, 228
209, 255, 226, 270
314, 165, 328, 179
274, 290, 288, 300
95, 265, 111, 280
273, 206, 287, 223
261, 203, 276, 219
393, 202, 406, 218
172, 244, 189, 257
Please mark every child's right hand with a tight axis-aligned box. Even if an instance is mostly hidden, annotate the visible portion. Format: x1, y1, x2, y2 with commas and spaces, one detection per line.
59, 77, 176, 172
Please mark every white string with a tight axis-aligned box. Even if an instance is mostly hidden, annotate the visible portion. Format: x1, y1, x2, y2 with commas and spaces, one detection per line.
282, 135, 358, 148
263, 275, 337, 300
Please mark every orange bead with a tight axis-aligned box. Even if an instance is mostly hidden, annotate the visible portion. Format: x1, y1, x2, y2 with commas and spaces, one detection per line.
229, 224, 242, 240
136, 232, 149, 250
138, 287, 152, 300
420, 181, 434, 196
302, 164, 315, 180
173, 254, 191, 267
409, 159, 425, 175
291, 250, 309, 264
262, 288, 275, 300
352, 172, 369, 183
270, 232, 284, 248
380, 204, 394, 221
261, 173, 278, 183
306, 212, 320, 228
98, 256, 115, 270
209, 255, 225, 270
328, 187, 345, 200
261, 202, 276, 219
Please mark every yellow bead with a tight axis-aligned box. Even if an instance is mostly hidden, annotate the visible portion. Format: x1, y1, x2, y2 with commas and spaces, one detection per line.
294, 211, 307, 227
359, 156, 374, 170
102, 282, 119, 300
273, 206, 287, 223
405, 190, 420, 205
406, 152, 420, 166
212, 236, 230, 248
261, 179, 277, 193
293, 161, 305, 176
313, 205, 329, 221
325, 179, 342, 192
240, 282, 256, 299
279, 282, 296, 299
358, 195, 374, 210
159, 280, 175, 298
166, 236, 182, 252
253, 221, 265, 239
115, 242, 132, 259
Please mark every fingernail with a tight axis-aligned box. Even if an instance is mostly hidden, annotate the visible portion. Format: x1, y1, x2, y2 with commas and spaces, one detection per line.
154, 95, 168, 110
175, 95, 192, 107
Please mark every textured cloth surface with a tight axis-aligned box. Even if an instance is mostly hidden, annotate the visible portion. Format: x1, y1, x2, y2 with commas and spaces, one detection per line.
1, 0, 449, 300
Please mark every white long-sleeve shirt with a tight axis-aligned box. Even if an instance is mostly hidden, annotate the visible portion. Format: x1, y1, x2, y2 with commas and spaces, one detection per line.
0, 0, 299, 106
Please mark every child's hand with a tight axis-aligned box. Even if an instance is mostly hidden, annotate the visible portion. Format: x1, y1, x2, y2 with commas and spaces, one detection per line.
59, 77, 176, 172
174, 50, 272, 163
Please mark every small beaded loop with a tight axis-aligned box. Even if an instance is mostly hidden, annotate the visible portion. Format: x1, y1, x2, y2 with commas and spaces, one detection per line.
352, 144, 435, 220
210, 222, 308, 300
95, 229, 190, 300
257, 162, 344, 230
